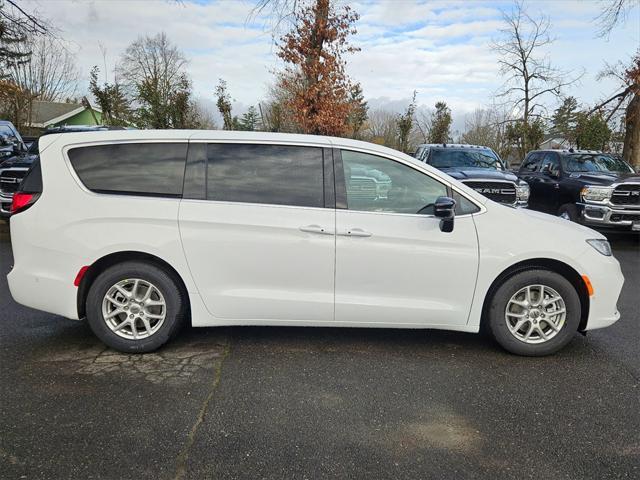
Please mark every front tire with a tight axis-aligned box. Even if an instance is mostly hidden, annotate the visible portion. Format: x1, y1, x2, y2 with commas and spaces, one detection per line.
487, 269, 581, 356
558, 203, 579, 223
86, 261, 186, 353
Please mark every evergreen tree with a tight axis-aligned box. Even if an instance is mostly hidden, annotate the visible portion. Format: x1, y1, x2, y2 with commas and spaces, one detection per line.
428, 101, 452, 144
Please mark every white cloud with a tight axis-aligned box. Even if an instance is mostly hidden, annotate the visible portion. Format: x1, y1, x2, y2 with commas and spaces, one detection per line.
21, 0, 640, 128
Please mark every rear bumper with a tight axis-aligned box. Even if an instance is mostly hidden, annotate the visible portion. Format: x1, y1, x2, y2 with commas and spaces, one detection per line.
7, 261, 81, 320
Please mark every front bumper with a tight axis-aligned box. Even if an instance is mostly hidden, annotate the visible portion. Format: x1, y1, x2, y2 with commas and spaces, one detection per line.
577, 202, 640, 231
579, 245, 624, 331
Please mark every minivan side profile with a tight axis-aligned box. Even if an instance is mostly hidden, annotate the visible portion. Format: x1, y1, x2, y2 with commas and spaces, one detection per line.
8, 131, 624, 356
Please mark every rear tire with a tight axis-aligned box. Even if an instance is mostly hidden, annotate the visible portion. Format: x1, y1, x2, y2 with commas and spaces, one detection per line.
487, 269, 581, 356
86, 261, 186, 353
558, 203, 579, 223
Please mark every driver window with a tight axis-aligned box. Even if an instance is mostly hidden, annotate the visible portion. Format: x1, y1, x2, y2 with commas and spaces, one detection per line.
341, 150, 447, 215
541, 153, 560, 176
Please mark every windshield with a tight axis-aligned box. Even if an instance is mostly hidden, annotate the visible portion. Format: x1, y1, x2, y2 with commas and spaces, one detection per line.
562, 154, 633, 173
429, 149, 503, 170
0, 125, 16, 138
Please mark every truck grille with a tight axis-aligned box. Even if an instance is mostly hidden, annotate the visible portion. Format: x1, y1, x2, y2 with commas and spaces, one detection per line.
348, 177, 378, 200
611, 184, 640, 206
0, 169, 28, 194
462, 180, 517, 205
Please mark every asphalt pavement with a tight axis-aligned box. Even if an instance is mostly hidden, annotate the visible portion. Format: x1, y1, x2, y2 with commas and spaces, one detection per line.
0, 220, 638, 480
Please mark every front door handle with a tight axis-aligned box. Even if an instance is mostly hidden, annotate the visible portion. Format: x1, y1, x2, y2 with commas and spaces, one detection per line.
299, 224, 333, 235
339, 228, 372, 237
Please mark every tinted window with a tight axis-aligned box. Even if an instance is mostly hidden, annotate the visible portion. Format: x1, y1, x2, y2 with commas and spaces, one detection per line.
341, 150, 447, 215
521, 153, 542, 172
206, 143, 324, 208
20, 159, 42, 193
540, 153, 560, 176
68, 143, 187, 197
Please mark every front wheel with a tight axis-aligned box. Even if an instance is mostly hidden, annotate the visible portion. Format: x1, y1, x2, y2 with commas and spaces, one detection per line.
487, 269, 581, 356
558, 203, 580, 223
86, 261, 187, 353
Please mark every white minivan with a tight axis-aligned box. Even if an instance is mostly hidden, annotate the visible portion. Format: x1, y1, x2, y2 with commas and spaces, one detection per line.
7, 131, 624, 356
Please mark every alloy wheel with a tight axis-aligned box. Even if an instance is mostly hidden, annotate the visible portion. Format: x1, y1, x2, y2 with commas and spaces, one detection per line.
505, 284, 566, 344
101, 278, 167, 340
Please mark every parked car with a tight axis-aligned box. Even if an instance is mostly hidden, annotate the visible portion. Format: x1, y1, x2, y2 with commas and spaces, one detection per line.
0, 121, 36, 217
517, 149, 640, 232
0, 125, 126, 217
414, 143, 530, 208
8, 131, 623, 356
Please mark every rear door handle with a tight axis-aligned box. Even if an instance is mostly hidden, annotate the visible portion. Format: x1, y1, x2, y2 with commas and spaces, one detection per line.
339, 228, 372, 237
299, 224, 333, 235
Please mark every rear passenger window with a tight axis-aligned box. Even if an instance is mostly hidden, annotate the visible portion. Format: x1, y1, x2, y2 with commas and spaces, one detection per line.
68, 143, 188, 197
206, 144, 324, 208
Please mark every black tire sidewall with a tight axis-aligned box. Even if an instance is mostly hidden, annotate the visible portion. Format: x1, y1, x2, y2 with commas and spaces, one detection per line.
488, 269, 581, 356
558, 204, 579, 223
86, 261, 185, 353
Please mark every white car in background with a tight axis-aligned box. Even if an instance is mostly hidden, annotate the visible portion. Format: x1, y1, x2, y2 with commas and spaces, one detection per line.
7, 131, 624, 356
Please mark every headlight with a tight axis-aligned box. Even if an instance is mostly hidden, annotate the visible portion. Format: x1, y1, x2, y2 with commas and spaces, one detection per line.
581, 186, 613, 202
516, 183, 530, 201
586, 239, 612, 256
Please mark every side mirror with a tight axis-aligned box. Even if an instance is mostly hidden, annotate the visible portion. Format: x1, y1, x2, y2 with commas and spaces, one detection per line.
434, 196, 456, 233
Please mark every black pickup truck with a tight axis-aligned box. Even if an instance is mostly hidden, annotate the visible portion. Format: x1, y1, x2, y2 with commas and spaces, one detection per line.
517, 149, 640, 232
414, 143, 530, 207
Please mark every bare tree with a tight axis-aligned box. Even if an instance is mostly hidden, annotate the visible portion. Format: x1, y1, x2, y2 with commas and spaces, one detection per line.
414, 108, 432, 143
9, 35, 78, 101
461, 108, 514, 161
596, 0, 638, 38
3, 35, 78, 130
364, 108, 397, 147
591, 52, 640, 167
494, 1, 580, 156
0, 0, 49, 77
118, 32, 198, 128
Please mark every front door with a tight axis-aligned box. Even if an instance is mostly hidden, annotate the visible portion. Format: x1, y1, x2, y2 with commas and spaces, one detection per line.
179, 143, 335, 323
334, 149, 480, 327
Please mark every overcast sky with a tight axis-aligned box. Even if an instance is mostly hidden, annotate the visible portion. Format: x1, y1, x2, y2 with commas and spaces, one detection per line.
23, 0, 640, 130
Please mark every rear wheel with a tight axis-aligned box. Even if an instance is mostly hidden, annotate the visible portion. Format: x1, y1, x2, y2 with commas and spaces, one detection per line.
487, 269, 581, 356
86, 261, 186, 353
558, 203, 579, 223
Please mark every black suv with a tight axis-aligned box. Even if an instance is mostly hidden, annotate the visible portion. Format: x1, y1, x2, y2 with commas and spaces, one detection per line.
518, 149, 640, 231
414, 143, 530, 207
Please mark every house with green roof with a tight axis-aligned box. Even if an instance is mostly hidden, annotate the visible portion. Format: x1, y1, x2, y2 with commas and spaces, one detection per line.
27, 100, 103, 133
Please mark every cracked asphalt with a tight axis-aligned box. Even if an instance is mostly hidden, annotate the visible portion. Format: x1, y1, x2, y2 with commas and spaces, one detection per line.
0, 220, 638, 479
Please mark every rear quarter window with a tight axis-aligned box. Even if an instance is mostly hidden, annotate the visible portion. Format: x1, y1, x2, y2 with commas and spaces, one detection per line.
68, 142, 188, 197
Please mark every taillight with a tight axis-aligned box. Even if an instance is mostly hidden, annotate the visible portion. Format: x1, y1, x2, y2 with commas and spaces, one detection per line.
11, 192, 40, 214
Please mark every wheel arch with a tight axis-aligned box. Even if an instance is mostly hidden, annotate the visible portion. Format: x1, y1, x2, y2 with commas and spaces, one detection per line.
481, 258, 590, 332
76, 251, 190, 320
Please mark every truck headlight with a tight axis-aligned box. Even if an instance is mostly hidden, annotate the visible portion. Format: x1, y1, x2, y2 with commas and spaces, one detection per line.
586, 239, 612, 256
581, 186, 613, 202
516, 183, 530, 201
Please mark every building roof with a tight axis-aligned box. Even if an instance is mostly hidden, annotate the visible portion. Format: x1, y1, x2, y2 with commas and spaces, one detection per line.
29, 100, 101, 128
